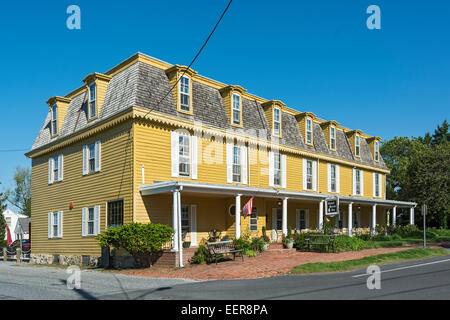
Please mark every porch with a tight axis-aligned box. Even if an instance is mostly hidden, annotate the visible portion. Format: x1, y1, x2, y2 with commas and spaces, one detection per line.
139, 181, 417, 267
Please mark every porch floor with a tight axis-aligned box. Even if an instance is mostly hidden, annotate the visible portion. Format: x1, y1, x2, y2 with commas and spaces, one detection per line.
114, 243, 442, 280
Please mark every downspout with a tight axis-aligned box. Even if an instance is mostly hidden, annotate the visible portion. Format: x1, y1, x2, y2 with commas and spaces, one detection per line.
177, 186, 184, 268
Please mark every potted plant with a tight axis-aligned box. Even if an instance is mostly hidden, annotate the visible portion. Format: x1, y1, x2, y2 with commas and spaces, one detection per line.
282, 234, 295, 249
261, 227, 270, 250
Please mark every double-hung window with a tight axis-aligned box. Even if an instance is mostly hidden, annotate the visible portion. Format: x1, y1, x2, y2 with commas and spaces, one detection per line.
330, 126, 336, 150
107, 200, 123, 229
276, 208, 282, 231
179, 75, 190, 112
273, 153, 281, 186
48, 211, 62, 238
249, 207, 258, 232
375, 141, 379, 161
181, 205, 190, 235
306, 160, 313, 190
232, 145, 241, 183
88, 207, 95, 235
374, 173, 380, 197
330, 164, 337, 193
273, 107, 281, 136
178, 135, 191, 177
88, 82, 97, 119
355, 135, 360, 157
306, 118, 313, 144
88, 144, 96, 173
51, 105, 58, 135
53, 156, 59, 182
355, 170, 361, 195
232, 93, 241, 126
53, 212, 59, 238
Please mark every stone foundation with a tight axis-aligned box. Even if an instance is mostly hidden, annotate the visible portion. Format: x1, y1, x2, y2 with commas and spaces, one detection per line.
30, 253, 99, 267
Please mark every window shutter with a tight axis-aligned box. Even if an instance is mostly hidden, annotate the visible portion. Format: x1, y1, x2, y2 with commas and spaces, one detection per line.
281, 154, 287, 189
58, 154, 63, 181
327, 163, 331, 193
302, 158, 307, 190
171, 131, 179, 178
268, 151, 274, 187
82, 145, 88, 175
312, 160, 317, 191
82, 207, 87, 237
352, 168, 356, 195
336, 165, 340, 193
94, 205, 100, 235
241, 145, 247, 185
360, 170, 364, 196
190, 205, 197, 246
48, 158, 53, 184
58, 211, 63, 238
226, 143, 233, 183
305, 209, 310, 231
296, 209, 300, 232
191, 135, 198, 180
95, 140, 101, 172
48, 212, 52, 238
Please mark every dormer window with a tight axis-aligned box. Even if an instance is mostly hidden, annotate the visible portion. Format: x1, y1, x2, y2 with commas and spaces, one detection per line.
88, 82, 97, 119
273, 107, 281, 136
374, 141, 379, 161
180, 75, 190, 112
306, 118, 313, 144
355, 134, 360, 157
232, 93, 241, 126
51, 105, 58, 135
330, 126, 336, 150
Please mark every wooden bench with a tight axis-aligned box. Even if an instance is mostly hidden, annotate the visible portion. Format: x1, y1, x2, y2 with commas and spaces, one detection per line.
305, 234, 336, 253
207, 240, 244, 265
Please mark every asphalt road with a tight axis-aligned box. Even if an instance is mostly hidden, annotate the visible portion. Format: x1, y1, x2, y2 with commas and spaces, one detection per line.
1, 254, 450, 300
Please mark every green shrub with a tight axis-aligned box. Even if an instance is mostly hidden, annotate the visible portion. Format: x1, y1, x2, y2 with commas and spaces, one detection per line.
251, 237, 265, 252
391, 234, 402, 240
97, 222, 174, 267
243, 248, 257, 257
293, 232, 321, 250
191, 245, 212, 264
233, 233, 252, 251
334, 235, 366, 252
0, 240, 7, 248
356, 234, 372, 241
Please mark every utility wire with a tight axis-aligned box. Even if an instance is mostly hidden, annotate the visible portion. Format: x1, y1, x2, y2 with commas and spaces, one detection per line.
141, 0, 233, 119
0, 149, 29, 153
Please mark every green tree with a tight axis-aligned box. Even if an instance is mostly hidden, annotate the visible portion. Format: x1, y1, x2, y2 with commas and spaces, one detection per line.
6, 166, 31, 217
0, 183, 8, 242
431, 119, 449, 146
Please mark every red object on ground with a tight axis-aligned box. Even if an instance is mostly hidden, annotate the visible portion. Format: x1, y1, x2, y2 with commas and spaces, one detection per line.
6, 226, 12, 246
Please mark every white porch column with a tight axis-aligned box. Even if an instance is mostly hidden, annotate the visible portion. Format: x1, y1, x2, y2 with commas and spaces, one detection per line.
235, 194, 241, 239
177, 189, 183, 268
392, 206, 397, 227
282, 198, 288, 236
318, 200, 324, 232
172, 190, 179, 251
348, 202, 353, 237
410, 207, 415, 225
372, 204, 377, 236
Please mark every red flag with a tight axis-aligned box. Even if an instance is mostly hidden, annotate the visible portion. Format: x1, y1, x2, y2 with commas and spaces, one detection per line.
242, 197, 254, 218
6, 226, 12, 246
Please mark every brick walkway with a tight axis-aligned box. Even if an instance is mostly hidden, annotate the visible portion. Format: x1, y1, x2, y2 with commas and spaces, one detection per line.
115, 243, 441, 280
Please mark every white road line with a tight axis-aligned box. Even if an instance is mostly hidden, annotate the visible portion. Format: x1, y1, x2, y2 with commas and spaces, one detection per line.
352, 257, 450, 278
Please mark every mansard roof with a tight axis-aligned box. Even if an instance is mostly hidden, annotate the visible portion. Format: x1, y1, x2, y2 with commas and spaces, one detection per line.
29, 53, 387, 169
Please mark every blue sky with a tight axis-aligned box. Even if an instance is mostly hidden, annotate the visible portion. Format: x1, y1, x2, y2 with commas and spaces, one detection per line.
0, 0, 449, 192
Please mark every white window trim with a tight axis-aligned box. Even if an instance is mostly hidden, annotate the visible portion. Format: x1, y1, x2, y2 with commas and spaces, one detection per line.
82, 206, 100, 237
296, 209, 310, 232
373, 172, 381, 198
306, 118, 313, 144
51, 104, 58, 135
327, 163, 340, 193
179, 75, 191, 112
249, 206, 258, 232
88, 82, 97, 119
352, 168, 364, 196
48, 211, 63, 239
171, 131, 197, 180
273, 107, 281, 137
303, 158, 317, 191
232, 93, 241, 126
355, 134, 360, 157
375, 141, 379, 162
330, 126, 336, 150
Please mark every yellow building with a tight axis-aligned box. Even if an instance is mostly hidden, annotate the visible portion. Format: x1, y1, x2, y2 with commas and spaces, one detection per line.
26, 53, 416, 266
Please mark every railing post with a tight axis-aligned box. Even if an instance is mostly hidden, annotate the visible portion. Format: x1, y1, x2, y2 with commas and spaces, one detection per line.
3, 248, 6, 262
16, 248, 21, 264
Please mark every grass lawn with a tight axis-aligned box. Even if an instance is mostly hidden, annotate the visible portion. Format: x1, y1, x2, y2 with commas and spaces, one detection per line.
292, 248, 450, 274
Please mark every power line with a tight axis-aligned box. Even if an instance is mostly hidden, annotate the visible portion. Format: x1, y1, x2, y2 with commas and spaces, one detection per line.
142, 0, 233, 119
0, 149, 29, 153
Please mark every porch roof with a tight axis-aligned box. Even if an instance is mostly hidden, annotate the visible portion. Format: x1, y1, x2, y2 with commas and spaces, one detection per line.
139, 181, 417, 209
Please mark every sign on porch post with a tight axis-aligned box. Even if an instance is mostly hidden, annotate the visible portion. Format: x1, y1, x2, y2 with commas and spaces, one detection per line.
325, 196, 339, 216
